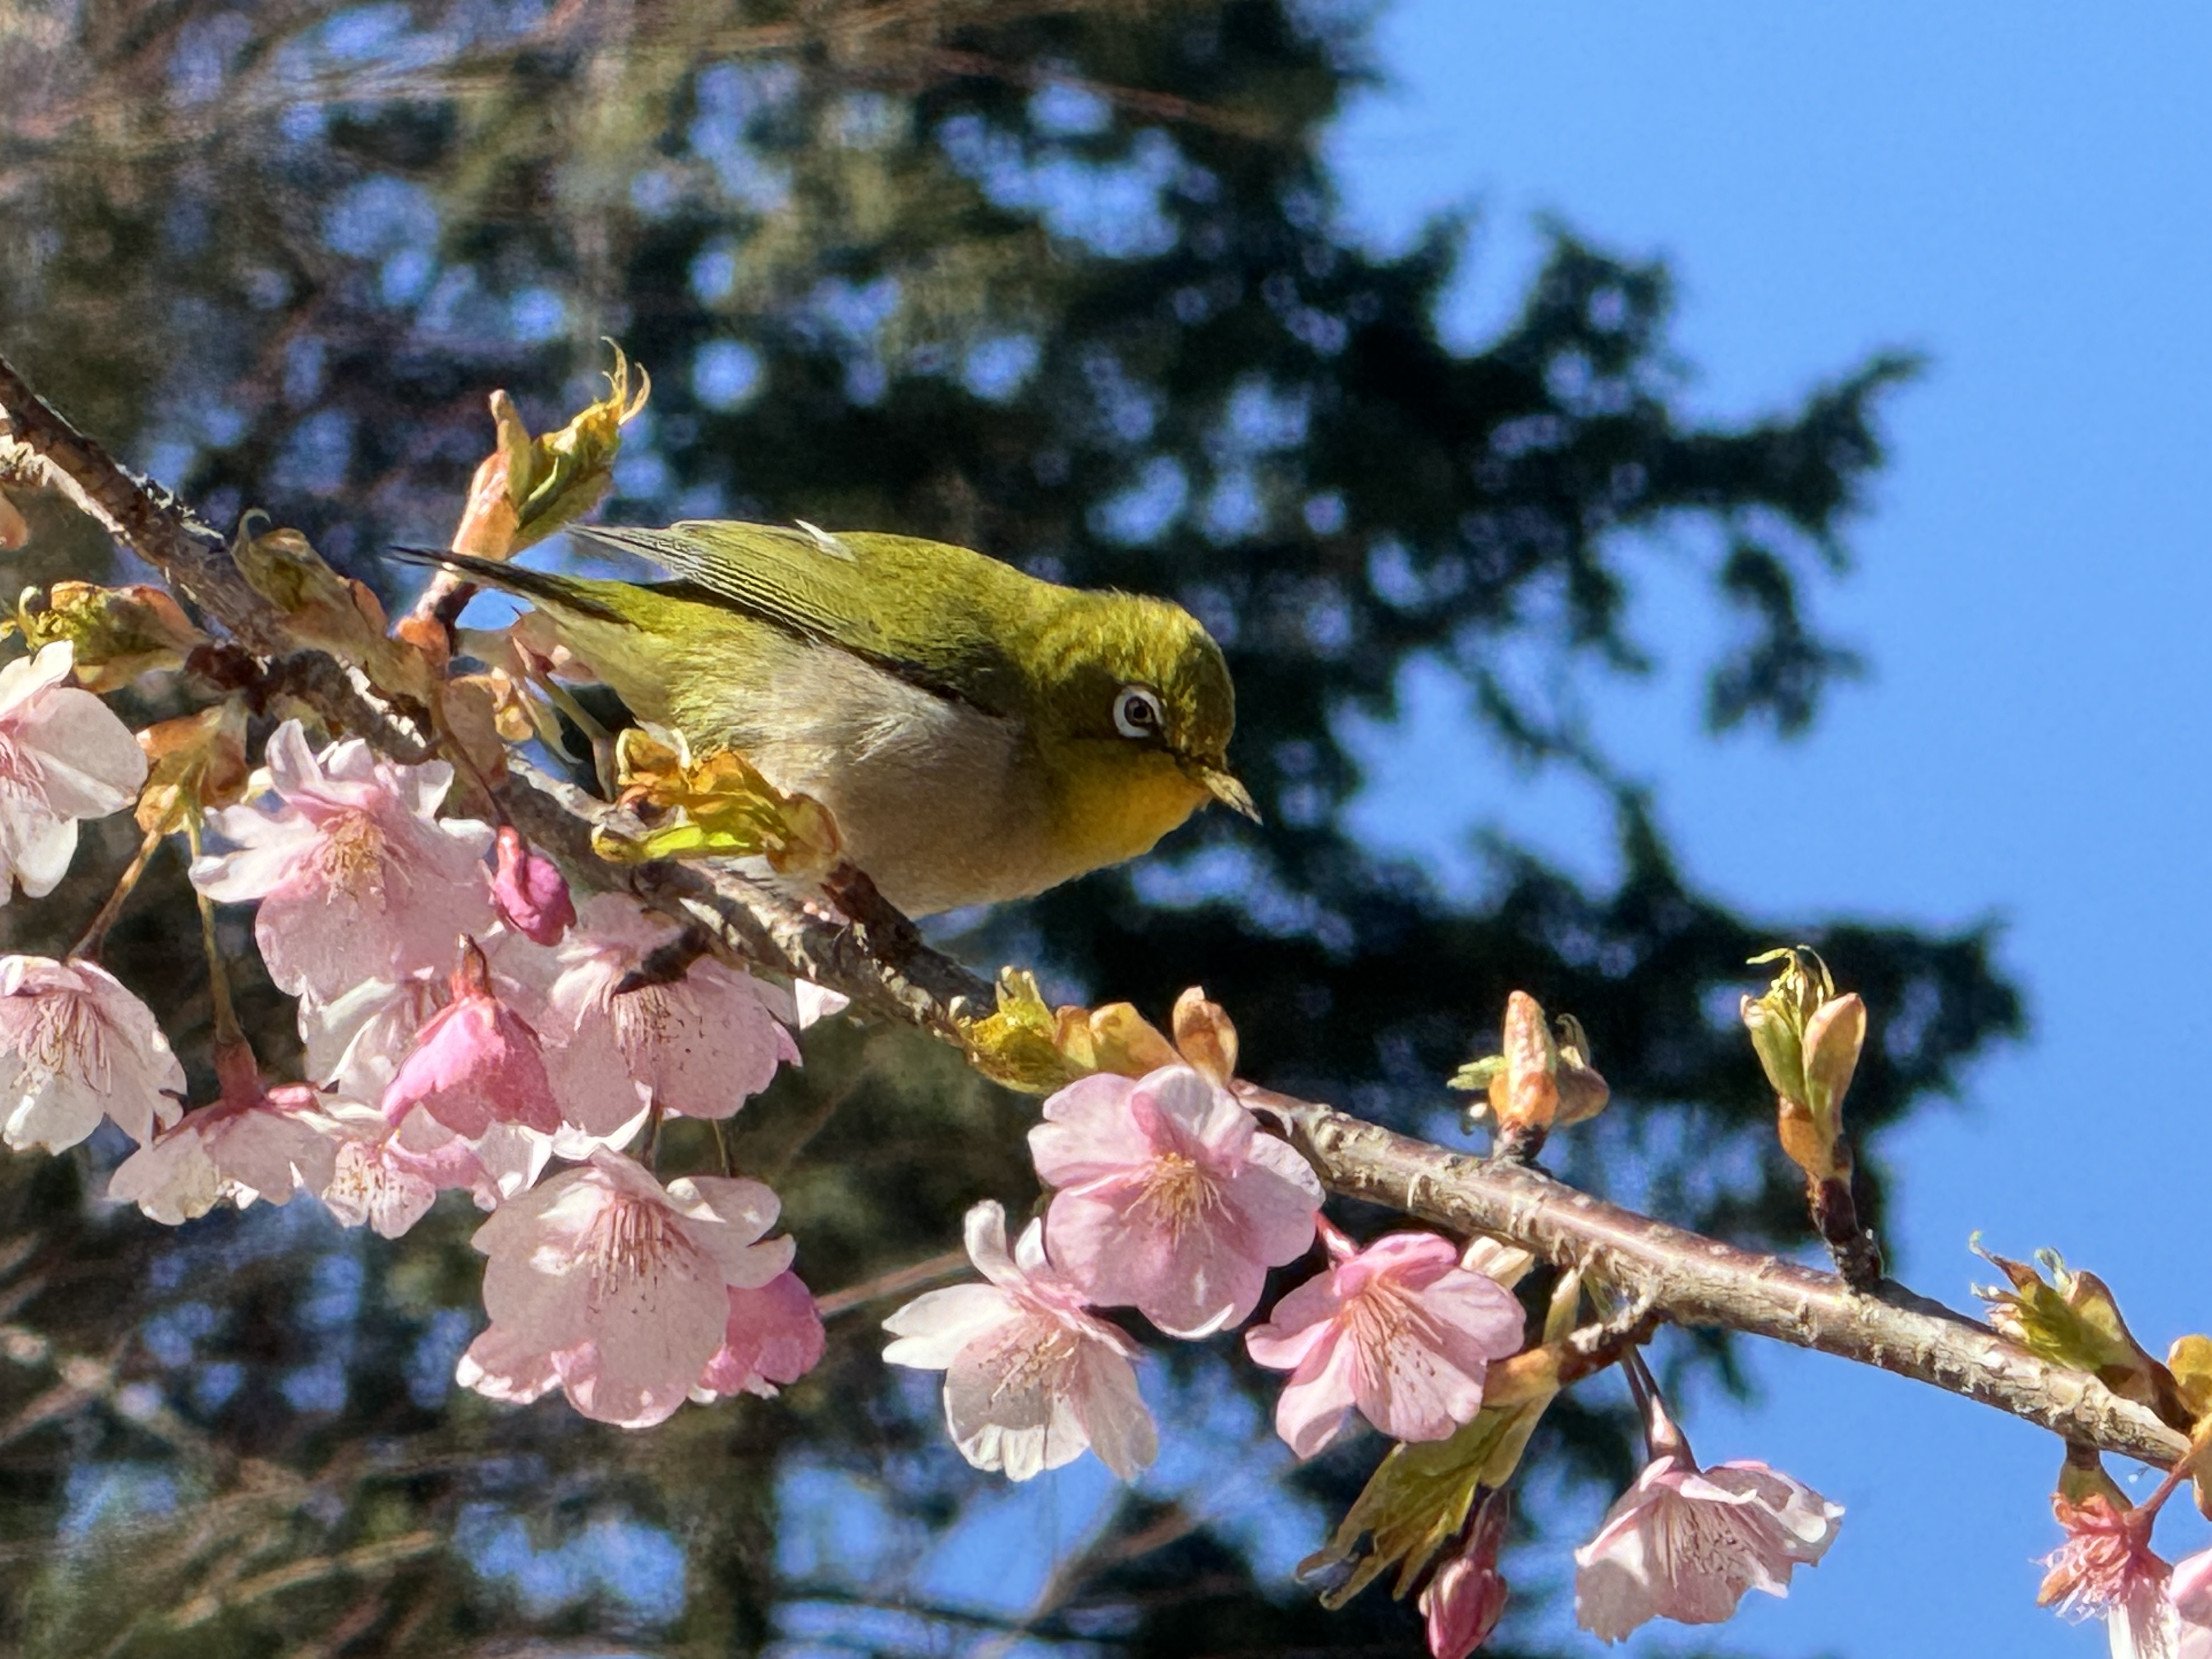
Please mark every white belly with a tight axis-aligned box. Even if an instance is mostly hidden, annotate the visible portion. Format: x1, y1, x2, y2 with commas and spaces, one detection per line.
681, 639, 1064, 915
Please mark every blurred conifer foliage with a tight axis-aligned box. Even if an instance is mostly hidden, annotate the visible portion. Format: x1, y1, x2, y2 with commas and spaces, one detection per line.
0, 2, 2018, 1654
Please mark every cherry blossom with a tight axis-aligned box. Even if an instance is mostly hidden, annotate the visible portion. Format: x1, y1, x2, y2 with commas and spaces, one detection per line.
1027, 1063, 1322, 1338
793, 980, 849, 1029
317, 1102, 546, 1239
492, 825, 574, 945
1573, 1449, 1842, 1641
1420, 1489, 1512, 1659
2173, 1544, 2212, 1624
0, 640, 149, 901
190, 720, 494, 1001
382, 938, 559, 1137
1244, 1218, 1524, 1458
2041, 1496, 2212, 1659
456, 1150, 793, 1428
0, 955, 184, 1152
107, 1043, 339, 1224
539, 894, 798, 1136
883, 1200, 1156, 1481
694, 1270, 826, 1401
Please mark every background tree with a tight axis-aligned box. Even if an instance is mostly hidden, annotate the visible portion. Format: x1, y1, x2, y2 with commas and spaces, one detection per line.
0, 2, 2018, 1655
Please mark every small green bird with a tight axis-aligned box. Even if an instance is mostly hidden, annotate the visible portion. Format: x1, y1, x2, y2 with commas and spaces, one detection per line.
409, 520, 1255, 916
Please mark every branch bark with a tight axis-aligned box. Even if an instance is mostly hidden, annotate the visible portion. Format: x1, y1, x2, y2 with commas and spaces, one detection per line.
0, 344, 2183, 1473
1267, 1096, 2187, 1467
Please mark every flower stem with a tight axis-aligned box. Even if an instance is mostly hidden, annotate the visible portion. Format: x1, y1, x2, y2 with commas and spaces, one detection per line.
2138, 1455, 2193, 1522
182, 812, 242, 1047
1622, 1347, 1692, 1464
69, 816, 168, 961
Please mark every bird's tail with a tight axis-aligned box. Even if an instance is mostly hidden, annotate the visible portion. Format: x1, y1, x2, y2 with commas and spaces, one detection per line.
386, 546, 627, 623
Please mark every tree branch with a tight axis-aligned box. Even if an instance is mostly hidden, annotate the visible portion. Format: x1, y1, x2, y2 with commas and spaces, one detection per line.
1265, 1094, 2187, 1467
0, 343, 2182, 1473
0, 356, 285, 655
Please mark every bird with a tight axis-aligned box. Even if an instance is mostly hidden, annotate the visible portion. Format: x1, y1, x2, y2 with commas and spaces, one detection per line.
398, 519, 1255, 916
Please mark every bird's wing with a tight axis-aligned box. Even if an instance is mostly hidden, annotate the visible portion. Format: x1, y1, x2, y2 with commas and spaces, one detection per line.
569, 520, 1048, 717
568, 521, 895, 654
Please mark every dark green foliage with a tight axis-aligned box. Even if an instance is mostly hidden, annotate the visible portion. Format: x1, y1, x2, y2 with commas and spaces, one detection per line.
0, 2, 2018, 1654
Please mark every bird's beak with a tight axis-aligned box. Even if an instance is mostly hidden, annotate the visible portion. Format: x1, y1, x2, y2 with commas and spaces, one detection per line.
1195, 765, 1262, 824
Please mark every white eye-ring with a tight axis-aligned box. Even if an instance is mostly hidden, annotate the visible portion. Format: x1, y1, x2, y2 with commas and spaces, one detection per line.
1114, 685, 1165, 740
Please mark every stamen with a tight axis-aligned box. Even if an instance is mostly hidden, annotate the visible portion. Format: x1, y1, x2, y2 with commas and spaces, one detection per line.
584, 1194, 681, 1308
985, 1318, 1079, 1404
315, 810, 391, 902
20, 986, 107, 1092
1131, 1150, 1224, 1240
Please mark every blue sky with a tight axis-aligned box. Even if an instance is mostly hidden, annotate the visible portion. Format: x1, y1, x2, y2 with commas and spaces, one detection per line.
1327, 5, 2212, 1655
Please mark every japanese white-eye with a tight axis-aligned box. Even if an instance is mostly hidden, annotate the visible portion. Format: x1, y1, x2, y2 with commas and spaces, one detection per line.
413, 520, 1255, 916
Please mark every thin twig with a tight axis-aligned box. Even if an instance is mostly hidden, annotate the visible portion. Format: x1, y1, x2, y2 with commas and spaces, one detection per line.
815, 1249, 970, 1318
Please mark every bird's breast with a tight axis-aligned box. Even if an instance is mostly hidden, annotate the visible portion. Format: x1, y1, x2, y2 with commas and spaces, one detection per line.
670, 640, 1080, 914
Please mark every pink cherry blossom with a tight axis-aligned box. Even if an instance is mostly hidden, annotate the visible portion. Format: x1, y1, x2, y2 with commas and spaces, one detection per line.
316, 1102, 545, 1238
492, 825, 574, 945
107, 1044, 339, 1224
1244, 1219, 1524, 1458
190, 719, 494, 1000
1028, 1063, 1322, 1338
694, 1270, 826, 1401
2042, 1497, 2212, 1659
456, 1150, 793, 1428
883, 1200, 1157, 1482
1420, 1489, 1511, 1659
301, 931, 549, 1102
539, 894, 798, 1136
0, 955, 184, 1152
2172, 1545, 2212, 1624
0, 641, 148, 901
1573, 1451, 1842, 1642
382, 938, 558, 1137
301, 975, 445, 1102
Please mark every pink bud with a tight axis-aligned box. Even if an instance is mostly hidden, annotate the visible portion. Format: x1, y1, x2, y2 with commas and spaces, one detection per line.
697, 1270, 827, 1400
493, 825, 575, 945
382, 938, 561, 1137
1421, 1489, 1511, 1659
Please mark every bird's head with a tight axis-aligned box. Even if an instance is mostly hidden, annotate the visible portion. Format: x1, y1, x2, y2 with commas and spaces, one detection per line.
1026, 591, 1257, 827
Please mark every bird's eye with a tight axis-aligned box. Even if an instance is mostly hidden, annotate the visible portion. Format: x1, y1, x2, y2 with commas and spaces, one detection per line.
1114, 685, 1165, 740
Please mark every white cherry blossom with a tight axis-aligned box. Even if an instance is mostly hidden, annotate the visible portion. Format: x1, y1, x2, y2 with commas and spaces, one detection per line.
0, 641, 148, 902
0, 955, 184, 1152
884, 1200, 1156, 1482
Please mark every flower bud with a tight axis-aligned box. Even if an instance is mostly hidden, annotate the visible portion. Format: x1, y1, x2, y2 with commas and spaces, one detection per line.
18, 580, 205, 693
478, 342, 651, 556
1742, 947, 1865, 1183
230, 517, 437, 702
596, 724, 842, 878
1552, 1012, 1610, 1127
1451, 992, 1608, 1159
1419, 1488, 1511, 1659
135, 699, 250, 833
1171, 985, 1238, 1087
493, 826, 575, 945
1975, 1239, 2188, 1428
